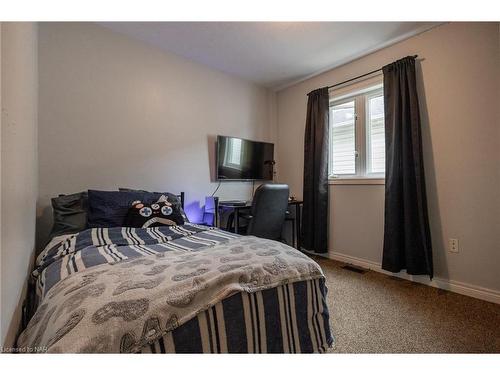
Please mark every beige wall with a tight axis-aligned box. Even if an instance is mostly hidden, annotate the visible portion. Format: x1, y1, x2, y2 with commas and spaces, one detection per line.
276, 23, 500, 294
0, 22, 38, 346
37, 23, 276, 246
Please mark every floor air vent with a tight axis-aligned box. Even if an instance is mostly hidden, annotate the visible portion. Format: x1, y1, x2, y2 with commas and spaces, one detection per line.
341, 264, 367, 274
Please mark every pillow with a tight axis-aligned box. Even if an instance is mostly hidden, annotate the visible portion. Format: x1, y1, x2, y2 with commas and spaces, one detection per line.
87, 190, 163, 228
49, 192, 88, 238
123, 198, 185, 228
118, 188, 189, 222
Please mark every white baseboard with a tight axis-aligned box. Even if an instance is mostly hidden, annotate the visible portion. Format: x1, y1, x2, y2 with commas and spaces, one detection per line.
327, 251, 500, 305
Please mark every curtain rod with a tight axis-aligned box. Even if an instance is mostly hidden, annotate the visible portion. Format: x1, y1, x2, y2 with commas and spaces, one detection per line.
327, 55, 418, 90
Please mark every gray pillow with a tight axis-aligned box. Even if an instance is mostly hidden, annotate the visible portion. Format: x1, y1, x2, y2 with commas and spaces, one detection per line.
49, 192, 88, 238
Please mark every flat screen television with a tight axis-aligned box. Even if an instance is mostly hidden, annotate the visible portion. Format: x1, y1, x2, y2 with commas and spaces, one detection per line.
216, 135, 274, 181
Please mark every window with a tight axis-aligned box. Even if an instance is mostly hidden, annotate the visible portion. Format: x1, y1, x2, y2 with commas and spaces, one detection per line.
329, 84, 385, 180
330, 100, 356, 175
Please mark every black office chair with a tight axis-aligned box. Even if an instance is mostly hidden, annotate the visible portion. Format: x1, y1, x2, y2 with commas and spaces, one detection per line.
246, 183, 290, 241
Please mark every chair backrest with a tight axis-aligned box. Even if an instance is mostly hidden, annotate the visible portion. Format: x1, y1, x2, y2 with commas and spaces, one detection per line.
247, 183, 289, 240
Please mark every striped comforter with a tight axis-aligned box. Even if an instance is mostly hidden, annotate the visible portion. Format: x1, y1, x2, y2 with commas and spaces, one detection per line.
21, 224, 333, 353
33, 224, 237, 301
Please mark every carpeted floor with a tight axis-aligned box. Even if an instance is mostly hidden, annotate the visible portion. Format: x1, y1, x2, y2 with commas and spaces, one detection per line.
312, 256, 500, 353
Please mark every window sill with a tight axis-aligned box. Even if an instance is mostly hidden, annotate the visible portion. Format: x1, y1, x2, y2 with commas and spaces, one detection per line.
329, 178, 385, 185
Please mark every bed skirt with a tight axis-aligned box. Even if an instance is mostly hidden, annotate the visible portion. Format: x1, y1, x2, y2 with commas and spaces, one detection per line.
140, 278, 333, 353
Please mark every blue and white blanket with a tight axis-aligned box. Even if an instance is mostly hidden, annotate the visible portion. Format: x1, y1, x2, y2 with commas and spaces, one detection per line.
33, 224, 235, 300
18, 224, 333, 353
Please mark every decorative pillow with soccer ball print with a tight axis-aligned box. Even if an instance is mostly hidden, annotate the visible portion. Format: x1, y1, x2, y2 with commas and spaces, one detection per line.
124, 196, 185, 228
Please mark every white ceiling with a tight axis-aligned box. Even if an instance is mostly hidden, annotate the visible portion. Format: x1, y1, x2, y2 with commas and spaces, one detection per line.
99, 22, 441, 90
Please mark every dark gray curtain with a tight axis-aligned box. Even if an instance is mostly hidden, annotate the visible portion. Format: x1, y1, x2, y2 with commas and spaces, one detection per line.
301, 87, 329, 253
382, 56, 433, 278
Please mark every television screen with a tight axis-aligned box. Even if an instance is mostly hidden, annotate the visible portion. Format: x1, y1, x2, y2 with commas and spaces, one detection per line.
216, 136, 274, 181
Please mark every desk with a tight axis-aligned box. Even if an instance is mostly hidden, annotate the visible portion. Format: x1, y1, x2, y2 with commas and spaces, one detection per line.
216, 199, 303, 249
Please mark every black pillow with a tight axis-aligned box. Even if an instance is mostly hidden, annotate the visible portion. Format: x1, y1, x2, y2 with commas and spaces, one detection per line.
49, 192, 88, 238
119, 188, 189, 222
87, 190, 163, 228
124, 199, 185, 228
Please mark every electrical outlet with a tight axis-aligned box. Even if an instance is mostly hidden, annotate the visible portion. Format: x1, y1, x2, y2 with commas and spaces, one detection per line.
449, 238, 459, 253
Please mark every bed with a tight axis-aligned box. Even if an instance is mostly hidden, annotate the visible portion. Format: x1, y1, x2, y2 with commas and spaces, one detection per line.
17, 190, 333, 353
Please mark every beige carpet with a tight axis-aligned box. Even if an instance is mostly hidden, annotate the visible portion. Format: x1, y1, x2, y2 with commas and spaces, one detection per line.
312, 256, 500, 353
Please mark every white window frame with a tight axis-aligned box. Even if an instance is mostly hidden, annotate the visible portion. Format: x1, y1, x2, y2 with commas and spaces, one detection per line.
328, 82, 385, 185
